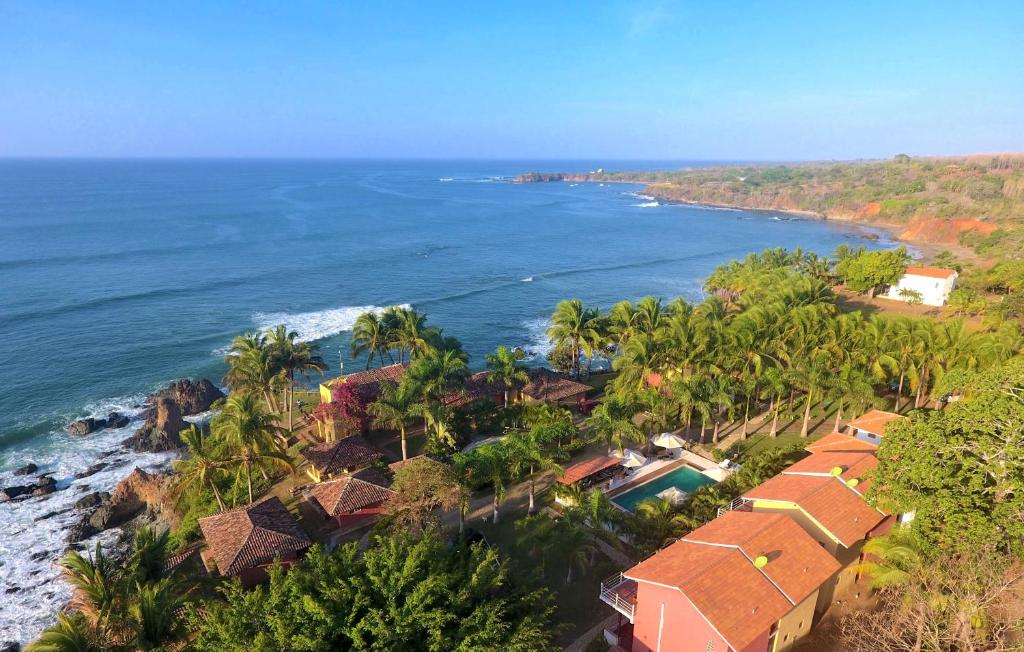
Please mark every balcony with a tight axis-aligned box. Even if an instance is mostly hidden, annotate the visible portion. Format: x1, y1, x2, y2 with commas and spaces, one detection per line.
599, 572, 638, 622
716, 496, 753, 518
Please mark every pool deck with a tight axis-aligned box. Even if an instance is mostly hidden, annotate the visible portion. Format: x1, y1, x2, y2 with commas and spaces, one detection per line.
606, 450, 727, 499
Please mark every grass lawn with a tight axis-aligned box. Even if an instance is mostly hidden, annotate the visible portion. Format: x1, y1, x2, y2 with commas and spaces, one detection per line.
727, 432, 808, 458
475, 514, 619, 646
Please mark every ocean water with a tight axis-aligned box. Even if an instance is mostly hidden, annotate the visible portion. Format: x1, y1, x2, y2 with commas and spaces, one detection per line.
0, 159, 891, 641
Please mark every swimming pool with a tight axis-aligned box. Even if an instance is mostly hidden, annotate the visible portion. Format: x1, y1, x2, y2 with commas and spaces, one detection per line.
611, 466, 717, 512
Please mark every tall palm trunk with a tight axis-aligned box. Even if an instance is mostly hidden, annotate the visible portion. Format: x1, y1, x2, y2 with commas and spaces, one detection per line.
712, 420, 720, 444
800, 388, 813, 438
245, 464, 254, 504
741, 396, 751, 440
895, 370, 905, 412
833, 399, 844, 431
399, 424, 408, 461
209, 479, 226, 511
492, 493, 500, 524
699, 417, 706, 443
769, 406, 779, 438
527, 469, 536, 515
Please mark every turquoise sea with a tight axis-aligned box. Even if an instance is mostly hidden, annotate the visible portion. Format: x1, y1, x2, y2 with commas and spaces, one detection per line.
0, 159, 891, 641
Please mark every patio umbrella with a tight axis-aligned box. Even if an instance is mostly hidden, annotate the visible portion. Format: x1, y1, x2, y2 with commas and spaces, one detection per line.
656, 486, 688, 505
617, 448, 647, 468
651, 432, 686, 449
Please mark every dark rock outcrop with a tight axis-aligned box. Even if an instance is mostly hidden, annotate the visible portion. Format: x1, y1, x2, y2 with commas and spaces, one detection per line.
66, 418, 101, 435
75, 491, 110, 510
74, 461, 109, 479
31, 475, 58, 497
124, 398, 185, 452
106, 411, 130, 429
0, 485, 31, 502
150, 379, 224, 416
0, 640, 22, 652
13, 463, 38, 476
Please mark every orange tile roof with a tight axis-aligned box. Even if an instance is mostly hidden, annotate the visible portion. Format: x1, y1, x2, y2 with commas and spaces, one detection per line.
199, 496, 311, 576
743, 473, 886, 547
784, 451, 878, 497
326, 363, 408, 400
558, 455, 621, 485
805, 432, 878, 454
905, 266, 957, 280
626, 511, 836, 651
847, 409, 906, 437
683, 512, 841, 606
301, 435, 384, 477
308, 475, 395, 517
522, 368, 591, 402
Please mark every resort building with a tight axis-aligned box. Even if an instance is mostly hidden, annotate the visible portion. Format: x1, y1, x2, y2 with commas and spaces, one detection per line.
738, 451, 891, 611
198, 496, 311, 587
301, 435, 384, 480
803, 431, 879, 455
601, 511, 840, 651
882, 266, 958, 306
846, 409, 906, 445
306, 473, 395, 531
519, 367, 592, 406
318, 362, 408, 404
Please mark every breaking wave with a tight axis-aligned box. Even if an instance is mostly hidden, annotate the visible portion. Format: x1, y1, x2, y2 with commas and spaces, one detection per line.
252, 304, 411, 343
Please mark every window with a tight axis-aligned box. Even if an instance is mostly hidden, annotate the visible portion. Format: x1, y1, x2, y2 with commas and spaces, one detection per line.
799, 620, 804, 629
705, 641, 714, 652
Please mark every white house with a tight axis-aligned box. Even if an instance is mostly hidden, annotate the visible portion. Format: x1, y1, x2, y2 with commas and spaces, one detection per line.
883, 266, 958, 307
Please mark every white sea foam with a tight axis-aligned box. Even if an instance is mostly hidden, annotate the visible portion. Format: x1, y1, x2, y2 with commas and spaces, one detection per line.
522, 318, 553, 359
633, 201, 660, 208
520, 276, 534, 282
0, 393, 177, 644
252, 304, 410, 343
438, 178, 454, 182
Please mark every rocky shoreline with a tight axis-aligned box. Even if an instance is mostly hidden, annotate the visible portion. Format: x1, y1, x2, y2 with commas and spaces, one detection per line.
0, 378, 223, 648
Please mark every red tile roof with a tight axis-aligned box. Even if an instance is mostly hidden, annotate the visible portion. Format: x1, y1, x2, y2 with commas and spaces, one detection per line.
847, 409, 906, 437
301, 435, 384, 477
742, 473, 886, 547
199, 496, 311, 576
905, 266, 957, 280
558, 455, 621, 485
626, 511, 840, 651
308, 475, 395, 517
805, 432, 878, 454
443, 371, 502, 408
784, 451, 878, 496
326, 363, 408, 400
682, 511, 841, 606
522, 368, 591, 403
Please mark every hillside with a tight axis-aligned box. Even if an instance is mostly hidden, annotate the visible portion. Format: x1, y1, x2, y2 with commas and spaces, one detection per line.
518, 155, 1024, 257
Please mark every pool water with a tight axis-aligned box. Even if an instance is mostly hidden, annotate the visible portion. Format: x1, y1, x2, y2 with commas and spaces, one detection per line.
611, 466, 717, 512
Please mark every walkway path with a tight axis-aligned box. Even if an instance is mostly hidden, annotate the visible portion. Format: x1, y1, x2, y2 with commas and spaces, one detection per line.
562, 614, 619, 652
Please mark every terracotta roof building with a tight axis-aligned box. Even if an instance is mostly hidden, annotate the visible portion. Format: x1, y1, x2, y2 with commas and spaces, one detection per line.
319, 363, 408, 403
805, 431, 878, 454
883, 266, 958, 306
308, 475, 395, 530
520, 368, 591, 404
558, 455, 621, 486
198, 496, 311, 587
609, 511, 840, 652
301, 435, 383, 479
847, 408, 906, 445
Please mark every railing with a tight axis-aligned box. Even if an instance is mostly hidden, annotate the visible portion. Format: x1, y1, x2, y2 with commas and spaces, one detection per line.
716, 496, 749, 518
599, 572, 636, 622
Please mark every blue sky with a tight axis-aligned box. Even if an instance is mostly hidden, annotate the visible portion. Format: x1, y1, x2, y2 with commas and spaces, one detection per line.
1, 1, 1022, 159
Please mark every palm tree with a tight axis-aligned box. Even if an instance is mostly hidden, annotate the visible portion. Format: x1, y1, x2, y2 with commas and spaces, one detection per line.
61, 543, 119, 637
406, 348, 469, 404
223, 331, 281, 413
547, 299, 600, 378
828, 364, 875, 431
367, 381, 423, 461
172, 425, 228, 511
351, 311, 393, 369
633, 497, 691, 552
584, 397, 645, 454
557, 521, 598, 585
389, 307, 436, 362
467, 443, 510, 523
506, 430, 560, 515
128, 579, 186, 650
214, 393, 293, 503
485, 345, 529, 406
26, 613, 100, 652
268, 325, 327, 432
612, 334, 665, 393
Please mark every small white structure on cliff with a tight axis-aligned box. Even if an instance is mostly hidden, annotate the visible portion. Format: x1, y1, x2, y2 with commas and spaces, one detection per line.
883, 266, 958, 307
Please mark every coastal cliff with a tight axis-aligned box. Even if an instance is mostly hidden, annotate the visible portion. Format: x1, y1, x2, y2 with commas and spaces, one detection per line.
517, 155, 1024, 252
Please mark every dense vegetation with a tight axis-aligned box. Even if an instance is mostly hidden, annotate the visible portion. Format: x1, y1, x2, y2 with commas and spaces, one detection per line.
524, 155, 1024, 258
